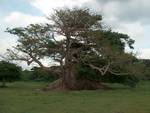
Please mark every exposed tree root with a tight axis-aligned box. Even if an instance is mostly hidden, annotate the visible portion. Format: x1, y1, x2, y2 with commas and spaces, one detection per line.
42, 78, 111, 91
42, 78, 67, 91
75, 80, 111, 90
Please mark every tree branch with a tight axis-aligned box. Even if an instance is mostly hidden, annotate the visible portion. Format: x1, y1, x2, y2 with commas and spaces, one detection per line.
89, 63, 110, 76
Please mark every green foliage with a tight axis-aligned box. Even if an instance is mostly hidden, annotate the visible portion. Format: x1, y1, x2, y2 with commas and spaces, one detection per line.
100, 30, 134, 51
52, 8, 102, 35
30, 67, 58, 82
138, 59, 150, 80
75, 64, 100, 81
21, 70, 33, 81
75, 63, 139, 87
0, 61, 21, 87
101, 74, 139, 87
21, 68, 58, 82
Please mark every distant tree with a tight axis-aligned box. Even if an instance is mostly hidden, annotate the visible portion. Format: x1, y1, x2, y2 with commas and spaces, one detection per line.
138, 59, 150, 80
5, 8, 141, 90
0, 61, 21, 87
30, 67, 58, 82
21, 70, 33, 81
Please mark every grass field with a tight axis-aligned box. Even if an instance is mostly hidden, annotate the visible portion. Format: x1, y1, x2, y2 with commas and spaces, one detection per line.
0, 81, 150, 113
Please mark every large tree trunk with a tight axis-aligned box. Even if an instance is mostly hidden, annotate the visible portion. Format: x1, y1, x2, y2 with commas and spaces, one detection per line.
62, 34, 76, 89
43, 66, 76, 91
62, 64, 76, 89
44, 34, 76, 90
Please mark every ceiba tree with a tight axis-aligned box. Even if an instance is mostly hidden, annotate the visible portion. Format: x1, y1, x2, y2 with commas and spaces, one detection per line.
5, 8, 137, 90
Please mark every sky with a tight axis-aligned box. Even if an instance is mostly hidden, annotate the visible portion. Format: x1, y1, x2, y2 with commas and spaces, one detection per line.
0, 0, 150, 68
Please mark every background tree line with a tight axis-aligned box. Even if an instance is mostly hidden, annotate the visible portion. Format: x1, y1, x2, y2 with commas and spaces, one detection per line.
0, 58, 150, 88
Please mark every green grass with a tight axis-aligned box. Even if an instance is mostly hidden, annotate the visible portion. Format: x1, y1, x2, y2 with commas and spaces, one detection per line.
0, 81, 150, 113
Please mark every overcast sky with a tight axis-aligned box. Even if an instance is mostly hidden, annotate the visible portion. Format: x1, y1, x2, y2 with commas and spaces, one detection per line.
0, 0, 150, 65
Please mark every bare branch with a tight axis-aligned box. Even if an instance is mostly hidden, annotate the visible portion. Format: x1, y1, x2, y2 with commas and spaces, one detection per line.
89, 63, 110, 76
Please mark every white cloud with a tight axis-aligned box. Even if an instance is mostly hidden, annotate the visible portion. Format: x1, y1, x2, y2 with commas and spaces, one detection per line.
115, 22, 145, 40
0, 11, 48, 57
138, 48, 150, 59
4, 11, 47, 27
83, 0, 145, 44
102, 1, 120, 18
30, 0, 91, 14
0, 36, 16, 55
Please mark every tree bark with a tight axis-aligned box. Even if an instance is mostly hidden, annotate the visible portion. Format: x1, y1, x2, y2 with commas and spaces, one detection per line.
62, 64, 76, 89
62, 34, 76, 89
